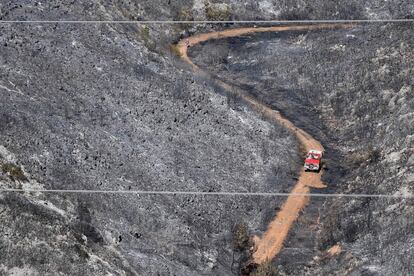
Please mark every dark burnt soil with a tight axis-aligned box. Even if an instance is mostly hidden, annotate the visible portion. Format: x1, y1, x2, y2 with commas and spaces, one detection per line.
189, 23, 414, 274
1, 1, 413, 275
0, 21, 302, 275
189, 29, 350, 188
189, 29, 352, 272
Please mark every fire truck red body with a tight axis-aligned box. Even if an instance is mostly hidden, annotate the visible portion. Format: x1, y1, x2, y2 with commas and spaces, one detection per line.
304, 149, 323, 172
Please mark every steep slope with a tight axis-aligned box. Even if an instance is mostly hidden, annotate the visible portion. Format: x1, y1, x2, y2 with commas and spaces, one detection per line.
176, 23, 354, 265
0, 9, 297, 276
0, 1, 413, 275
191, 22, 414, 274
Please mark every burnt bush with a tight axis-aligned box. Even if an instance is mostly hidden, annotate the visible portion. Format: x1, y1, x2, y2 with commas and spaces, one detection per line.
348, 146, 381, 167
178, 6, 194, 21
233, 222, 250, 251
74, 244, 90, 261
318, 208, 340, 250
1, 162, 28, 182
205, 3, 232, 21
250, 262, 280, 276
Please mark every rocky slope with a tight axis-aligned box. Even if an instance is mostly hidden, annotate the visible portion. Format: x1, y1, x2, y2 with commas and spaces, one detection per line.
0, 1, 413, 275
0, 2, 297, 275
191, 22, 414, 274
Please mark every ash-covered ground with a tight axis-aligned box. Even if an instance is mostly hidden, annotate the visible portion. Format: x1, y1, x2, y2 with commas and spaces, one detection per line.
0, 22, 298, 276
0, 1, 413, 275
191, 23, 414, 274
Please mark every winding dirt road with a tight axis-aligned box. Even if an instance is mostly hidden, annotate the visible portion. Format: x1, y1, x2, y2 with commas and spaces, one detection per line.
175, 23, 353, 265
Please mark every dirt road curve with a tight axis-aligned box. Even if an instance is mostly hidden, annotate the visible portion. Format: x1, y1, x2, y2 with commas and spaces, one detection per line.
175, 23, 354, 264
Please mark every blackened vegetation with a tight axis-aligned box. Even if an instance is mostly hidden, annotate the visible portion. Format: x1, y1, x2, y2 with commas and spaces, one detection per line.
233, 222, 250, 251
347, 146, 381, 168
74, 244, 90, 261
1, 18, 296, 274
278, 1, 364, 21
74, 202, 104, 244
250, 262, 280, 276
1, 193, 64, 222
232, 223, 282, 276
318, 198, 377, 250
1, 162, 28, 182
231, 222, 251, 274
1, 1, 413, 275
190, 23, 414, 274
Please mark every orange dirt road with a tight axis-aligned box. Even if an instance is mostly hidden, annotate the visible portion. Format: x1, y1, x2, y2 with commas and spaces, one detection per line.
175, 23, 354, 264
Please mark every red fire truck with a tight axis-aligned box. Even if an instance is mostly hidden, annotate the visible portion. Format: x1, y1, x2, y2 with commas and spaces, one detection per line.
304, 150, 323, 172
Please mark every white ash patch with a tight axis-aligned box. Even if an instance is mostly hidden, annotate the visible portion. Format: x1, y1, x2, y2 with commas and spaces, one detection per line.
0, 265, 40, 276
0, 145, 17, 163
393, 186, 413, 198
258, 0, 280, 16
21, 179, 44, 191
330, 44, 346, 52
385, 151, 402, 163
